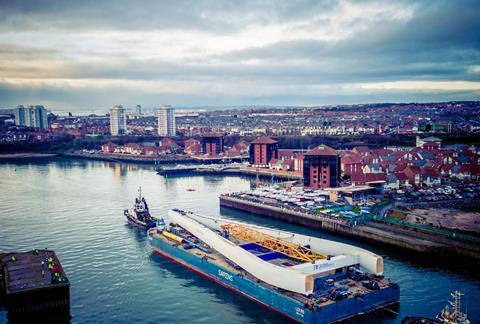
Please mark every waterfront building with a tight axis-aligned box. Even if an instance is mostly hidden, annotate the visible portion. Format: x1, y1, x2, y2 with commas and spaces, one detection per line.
303, 144, 340, 189
136, 104, 142, 115
101, 142, 117, 153
184, 138, 201, 155
249, 137, 278, 167
158, 105, 176, 136
110, 105, 127, 136
328, 185, 381, 206
14, 105, 48, 129
201, 134, 224, 155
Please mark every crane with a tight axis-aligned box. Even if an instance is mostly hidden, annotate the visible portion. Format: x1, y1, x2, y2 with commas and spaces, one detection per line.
221, 223, 326, 263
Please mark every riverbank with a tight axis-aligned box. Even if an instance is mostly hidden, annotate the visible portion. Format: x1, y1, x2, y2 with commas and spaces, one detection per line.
61, 151, 195, 164
220, 195, 480, 261
0, 150, 236, 166
62, 151, 250, 165
0, 153, 58, 161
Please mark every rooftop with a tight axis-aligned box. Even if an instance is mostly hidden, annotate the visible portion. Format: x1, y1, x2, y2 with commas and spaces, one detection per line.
305, 144, 339, 156
201, 133, 223, 138
250, 137, 278, 144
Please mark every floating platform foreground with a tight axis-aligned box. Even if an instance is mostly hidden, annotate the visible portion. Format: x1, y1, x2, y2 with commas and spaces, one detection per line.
0, 250, 70, 322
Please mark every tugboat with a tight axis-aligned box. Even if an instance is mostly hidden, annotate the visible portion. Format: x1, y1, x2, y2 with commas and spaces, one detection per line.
124, 187, 161, 229
436, 290, 470, 324
402, 290, 470, 324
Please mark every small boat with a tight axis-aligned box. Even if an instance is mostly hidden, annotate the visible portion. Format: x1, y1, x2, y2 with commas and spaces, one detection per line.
402, 290, 470, 324
186, 188, 196, 192
436, 290, 470, 324
124, 187, 162, 229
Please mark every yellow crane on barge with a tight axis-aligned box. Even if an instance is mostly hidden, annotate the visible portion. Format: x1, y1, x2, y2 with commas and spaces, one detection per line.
221, 223, 326, 263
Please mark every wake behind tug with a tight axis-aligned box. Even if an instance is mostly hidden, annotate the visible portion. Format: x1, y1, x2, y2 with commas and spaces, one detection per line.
124, 187, 162, 229
149, 209, 400, 323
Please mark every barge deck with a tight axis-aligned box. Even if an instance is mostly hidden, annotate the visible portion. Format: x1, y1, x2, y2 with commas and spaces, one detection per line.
0, 250, 70, 322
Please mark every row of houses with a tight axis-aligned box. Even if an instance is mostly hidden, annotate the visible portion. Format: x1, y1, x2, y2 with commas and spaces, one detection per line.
248, 137, 480, 189
101, 138, 180, 156
341, 142, 480, 189
101, 135, 479, 189
101, 137, 250, 157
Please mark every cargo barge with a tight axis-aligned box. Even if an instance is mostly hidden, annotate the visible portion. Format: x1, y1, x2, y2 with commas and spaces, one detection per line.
0, 250, 70, 322
148, 209, 400, 323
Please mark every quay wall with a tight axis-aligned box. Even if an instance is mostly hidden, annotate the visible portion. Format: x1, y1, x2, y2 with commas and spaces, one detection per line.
219, 196, 480, 260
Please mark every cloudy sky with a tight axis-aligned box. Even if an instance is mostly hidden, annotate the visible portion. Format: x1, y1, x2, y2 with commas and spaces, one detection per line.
0, 0, 479, 111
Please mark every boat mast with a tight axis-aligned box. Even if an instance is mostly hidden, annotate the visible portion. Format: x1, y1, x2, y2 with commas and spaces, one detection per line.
446, 290, 470, 324
138, 186, 142, 199
453, 290, 461, 321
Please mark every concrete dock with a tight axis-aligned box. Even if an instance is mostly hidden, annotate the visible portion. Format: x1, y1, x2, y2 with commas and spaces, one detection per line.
219, 195, 480, 261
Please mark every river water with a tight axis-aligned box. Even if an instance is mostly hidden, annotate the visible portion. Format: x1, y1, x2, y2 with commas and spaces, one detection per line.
0, 159, 479, 323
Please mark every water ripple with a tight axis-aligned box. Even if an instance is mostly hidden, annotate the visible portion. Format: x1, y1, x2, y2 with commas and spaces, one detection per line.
0, 160, 479, 323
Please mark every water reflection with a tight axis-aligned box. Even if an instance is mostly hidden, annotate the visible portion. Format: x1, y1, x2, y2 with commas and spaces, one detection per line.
0, 159, 479, 323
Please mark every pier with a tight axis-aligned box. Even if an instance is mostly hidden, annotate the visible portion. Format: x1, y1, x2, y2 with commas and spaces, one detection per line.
219, 195, 480, 261
0, 250, 70, 322
157, 164, 303, 180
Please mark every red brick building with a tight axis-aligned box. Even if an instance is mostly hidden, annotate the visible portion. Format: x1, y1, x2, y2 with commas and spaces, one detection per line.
249, 137, 278, 167
184, 138, 201, 155
303, 145, 340, 189
201, 134, 224, 155
340, 153, 362, 176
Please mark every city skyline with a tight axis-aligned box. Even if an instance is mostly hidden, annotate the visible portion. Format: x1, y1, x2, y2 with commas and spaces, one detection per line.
0, 0, 479, 110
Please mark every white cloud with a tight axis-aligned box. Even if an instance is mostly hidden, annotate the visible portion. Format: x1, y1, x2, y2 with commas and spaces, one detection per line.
359, 81, 480, 91
0, 1, 416, 64
0, 0, 478, 108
